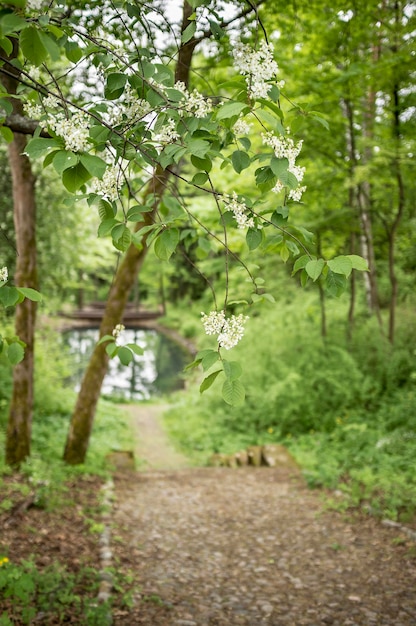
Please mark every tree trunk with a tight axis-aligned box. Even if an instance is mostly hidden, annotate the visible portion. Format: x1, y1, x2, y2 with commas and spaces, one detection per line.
63, 1, 198, 464
347, 231, 356, 343
1, 41, 38, 467
5, 136, 38, 466
63, 170, 169, 464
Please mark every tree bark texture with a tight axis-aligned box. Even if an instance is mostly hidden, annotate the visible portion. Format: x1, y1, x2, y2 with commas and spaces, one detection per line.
1, 40, 38, 467
5, 134, 37, 466
63, 1, 198, 464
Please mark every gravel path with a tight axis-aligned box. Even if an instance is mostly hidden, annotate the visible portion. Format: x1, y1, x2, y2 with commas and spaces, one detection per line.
111, 403, 416, 626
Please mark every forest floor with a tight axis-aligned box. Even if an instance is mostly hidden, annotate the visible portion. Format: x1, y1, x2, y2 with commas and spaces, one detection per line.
1, 402, 416, 625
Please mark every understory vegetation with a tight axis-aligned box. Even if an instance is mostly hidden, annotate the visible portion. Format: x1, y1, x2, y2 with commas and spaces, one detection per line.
164, 287, 416, 523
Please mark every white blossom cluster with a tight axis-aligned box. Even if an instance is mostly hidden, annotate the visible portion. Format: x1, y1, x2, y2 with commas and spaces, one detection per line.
153, 118, 180, 144
201, 310, 249, 350
174, 81, 213, 118
26, 0, 44, 10
48, 111, 90, 152
224, 192, 256, 230
91, 166, 123, 201
23, 101, 43, 120
232, 40, 280, 100
262, 131, 307, 201
112, 323, 125, 344
110, 86, 151, 126
0, 266, 8, 282
233, 118, 252, 136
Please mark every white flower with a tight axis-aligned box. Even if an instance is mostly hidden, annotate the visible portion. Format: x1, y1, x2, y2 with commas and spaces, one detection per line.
232, 40, 279, 100
201, 310, 249, 350
112, 323, 125, 344
49, 111, 90, 152
0, 266, 8, 282
27, 0, 44, 10
262, 132, 307, 199
233, 118, 252, 136
224, 192, 256, 230
174, 81, 213, 119
23, 101, 43, 120
91, 166, 123, 201
288, 186, 307, 202
110, 86, 151, 126
153, 119, 180, 144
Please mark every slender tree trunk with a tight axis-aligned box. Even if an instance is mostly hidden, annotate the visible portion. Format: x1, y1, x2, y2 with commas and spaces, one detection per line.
386, 86, 405, 343
63, 1, 198, 464
386, 2, 405, 344
341, 95, 381, 324
1, 41, 38, 467
63, 170, 169, 464
347, 231, 356, 343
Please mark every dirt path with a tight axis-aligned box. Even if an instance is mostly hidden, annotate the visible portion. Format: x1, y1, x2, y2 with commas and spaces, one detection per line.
111, 403, 416, 626
123, 402, 190, 470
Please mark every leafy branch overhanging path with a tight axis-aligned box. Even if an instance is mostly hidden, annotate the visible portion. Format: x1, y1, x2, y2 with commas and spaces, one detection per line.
110, 402, 416, 625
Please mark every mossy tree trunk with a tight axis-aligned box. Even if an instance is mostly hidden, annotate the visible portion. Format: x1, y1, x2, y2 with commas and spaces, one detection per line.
63, 1, 197, 464
1, 40, 38, 466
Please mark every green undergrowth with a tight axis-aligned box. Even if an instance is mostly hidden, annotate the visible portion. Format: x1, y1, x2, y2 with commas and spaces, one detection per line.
164, 300, 416, 523
0, 558, 111, 626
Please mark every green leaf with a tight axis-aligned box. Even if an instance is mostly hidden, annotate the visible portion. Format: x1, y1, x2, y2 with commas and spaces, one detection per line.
292, 254, 309, 275
326, 270, 347, 297
0, 12, 27, 36
106, 343, 118, 357
0, 36, 13, 56
62, 163, 91, 192
105, 73, 127, 99
80, 154, 107, 178
53, 150, 78, 174
346, 254, 369, 272
20, 26, 48, 66
98, 218, 118, 237
24, 137, 61, 160
187, 139, 210, 158
126, 343, 144, 356
280, 243, 290, 263
181, 21, 196, 44
222, 360, 242, 381
38, 30, 60, 62
222, 379, 245, 406
246, 227, 262, 250
191, 155, 212, 172
270, 157, 289, 178
201, 350, 220, 371
305, 258, 325, 281
327, 256, 353, 277
217, 101, 249, 121
0, 286, 20, 308
16, 287, 42, 302
154, 228, 180, 260
231, 150, 251, 173
200, 369, 222, 393
97, 199, 116, 220
97, 334, 115, 345
0, 126, 13, 143
239, 137, 251, 150
192, 172, 209, 185
126, 205, 152, 221
209, 20, 224, 39
112, 224, 132, 251
118, 346, 133, 365
65, 40, 83, 63
7, 342, 24, 365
